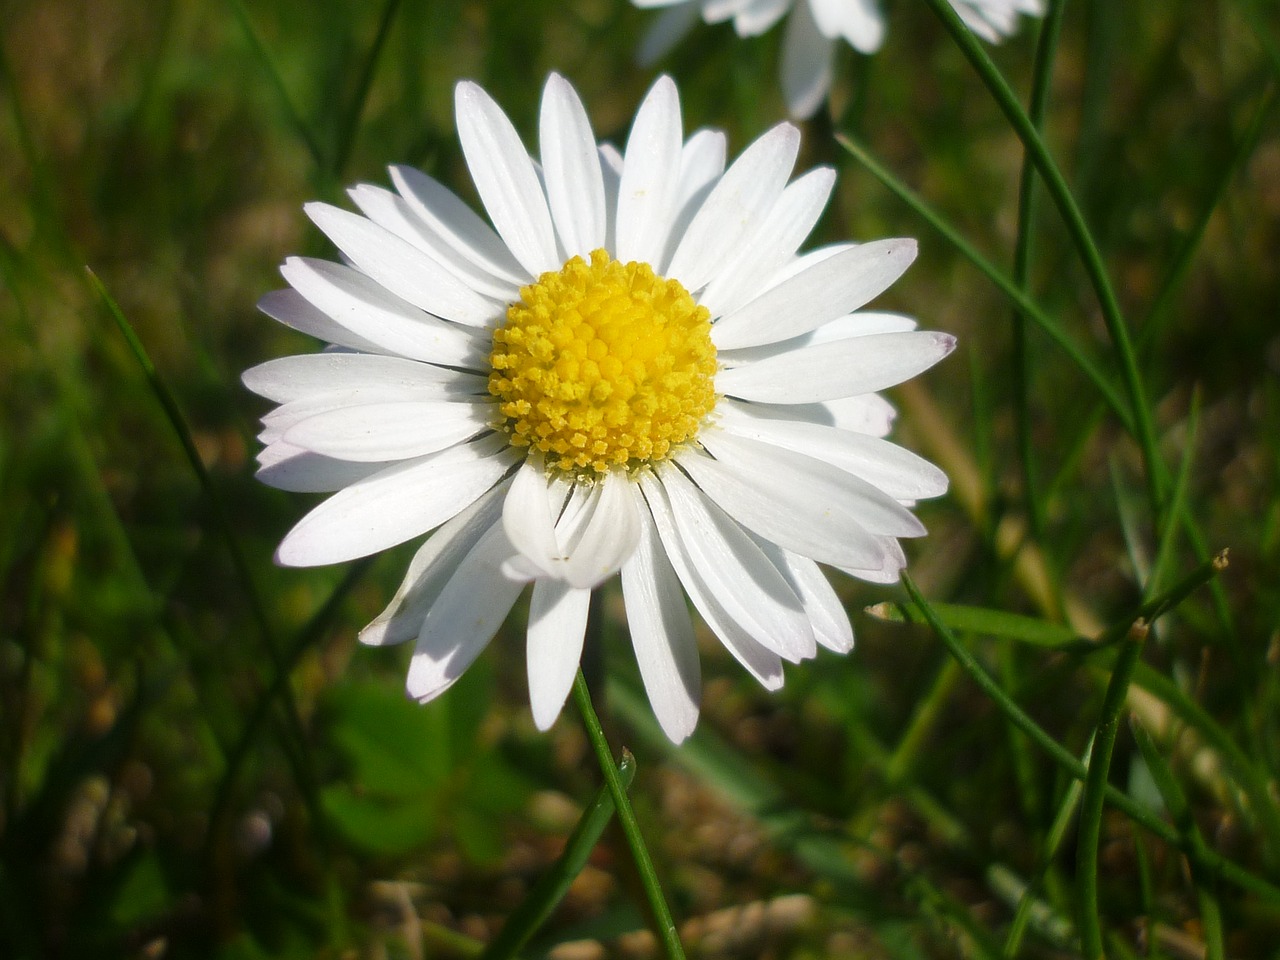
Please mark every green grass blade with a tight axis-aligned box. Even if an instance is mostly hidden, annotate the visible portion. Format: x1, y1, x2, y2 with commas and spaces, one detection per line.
481, 752, 637, 960
1140, 84, 1277, 350
921, 0, 1165, 520
88, 268, 327, 852
1131, 720, 1225, 960
899, 573, 1280, 904
226, 0, 327, 170
835, 134, 1134, 434
332, 0, 403, 177
1076, 622, 1148, 959
1010, 0, 1068, 541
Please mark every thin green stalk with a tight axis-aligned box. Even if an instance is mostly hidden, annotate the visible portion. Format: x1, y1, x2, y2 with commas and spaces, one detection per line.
1002, 737, 1091, 957
203, 558, 373, 865
1140, 84, 1277, 350
1146, 394, 1199, 603
1131, 720, 1225, 960
572, 671, 685, 960
89, 270, 326, 852
1076, 621, 1148, 960
921, 0, 1165, 520
835, 134, 1133, 433
885, 658, 961, 786
481, 752, 637, 960
899, 573, 1280, 904
1010, 0, 1068, 541
226, 0, 326, 169
332, 0, 402, 177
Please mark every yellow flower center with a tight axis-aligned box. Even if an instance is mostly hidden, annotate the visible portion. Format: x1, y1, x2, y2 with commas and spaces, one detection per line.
489, 249, 718, 475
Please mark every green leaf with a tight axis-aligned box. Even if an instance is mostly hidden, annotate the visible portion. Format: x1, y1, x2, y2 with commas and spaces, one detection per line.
320, 784, 436, 855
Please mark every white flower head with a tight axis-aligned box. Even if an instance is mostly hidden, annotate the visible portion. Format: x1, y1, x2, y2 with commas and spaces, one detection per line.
634, 0, 1046, 118
245, 74, 954, 743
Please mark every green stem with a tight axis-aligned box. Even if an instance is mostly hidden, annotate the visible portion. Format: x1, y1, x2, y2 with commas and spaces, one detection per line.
1010, 0, 1067, 541
572, 671, 686, 960
1076, 622, 1148, 959
921, 0, 1165, 520
481, 751, 636, 960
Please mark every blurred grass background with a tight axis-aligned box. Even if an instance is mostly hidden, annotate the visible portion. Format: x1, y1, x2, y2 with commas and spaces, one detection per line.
2, 0, 1279, 956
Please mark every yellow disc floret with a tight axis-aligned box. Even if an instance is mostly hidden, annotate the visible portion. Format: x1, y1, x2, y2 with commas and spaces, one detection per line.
489, 249, 718, 475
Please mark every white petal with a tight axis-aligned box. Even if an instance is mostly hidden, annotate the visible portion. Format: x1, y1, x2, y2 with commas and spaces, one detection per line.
674, 442, 893, 570
556, 471, 642, 588
656, 129, 728, 272
526, 580, 591, 730
716, 399, 948, 499
734, 0, 792, 34
259, 386, 457, 444
256, 444, 388, 492
805, 310, 918, 341
749, 395, 897, 437
756, 542, 855, 653
637, 1, 703, 65
712, 239, 917, 349
502, 455, 565, 576
540, 74, 606, 259
657, 464, 815, 662
677, 130, 728, 211
406, 521, 523, 703
780, 2, 835, 119
615, 76, 684, 266
665, 123, 800, 293
639, 473, 785, 689
348, 183, 521, 302
838, 534, 907, 584
305, 203, 501, 327
389, 164, 528, 285
620, 494, 701, 743
279, 258, 486, 368
809, 0, 884, 52
242, 353, 477, 404
698, 166, 836, 317
455, 81, 561, 277
283, 399, 491, 462
361, 481, 508, 646
257, 288, 386, 355
700, 429, 925, 537
717, 330, 956, 403
599, 143, 622, 253
275, 434, 519, 566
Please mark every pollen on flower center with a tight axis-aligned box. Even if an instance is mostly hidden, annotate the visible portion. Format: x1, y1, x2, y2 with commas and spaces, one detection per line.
489, 248, 718, 475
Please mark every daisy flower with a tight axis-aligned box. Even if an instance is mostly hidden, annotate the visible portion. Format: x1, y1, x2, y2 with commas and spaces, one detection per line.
634, 0, 1046, 119
244, 74, 953, 743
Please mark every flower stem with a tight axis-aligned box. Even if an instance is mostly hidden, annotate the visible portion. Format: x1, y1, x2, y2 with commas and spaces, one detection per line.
572, 670, 686, 960
1010, 0, 1068, 542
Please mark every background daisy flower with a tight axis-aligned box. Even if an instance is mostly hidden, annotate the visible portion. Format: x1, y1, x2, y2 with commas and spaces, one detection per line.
634, 0, 1046, 118
244, 73, 953, 743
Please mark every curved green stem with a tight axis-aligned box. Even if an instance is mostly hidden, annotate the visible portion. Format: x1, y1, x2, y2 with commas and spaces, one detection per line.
1010, 0, 1068, 540
572, 671, 686, 960
481, 751, 637, 960
921, 0, 1165, 520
